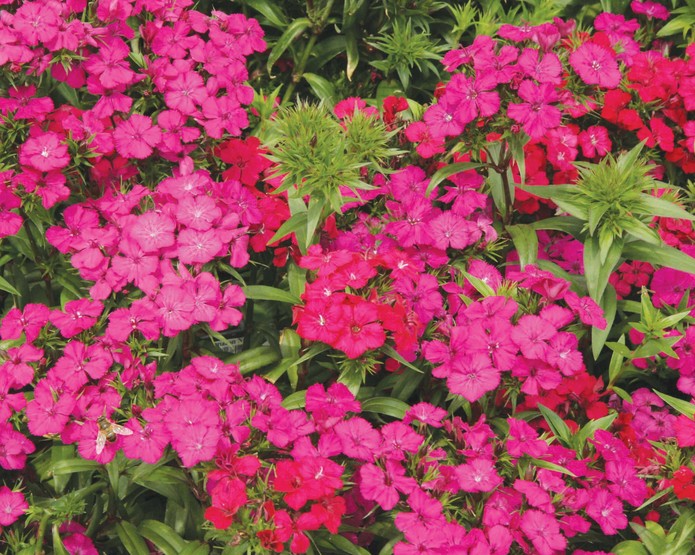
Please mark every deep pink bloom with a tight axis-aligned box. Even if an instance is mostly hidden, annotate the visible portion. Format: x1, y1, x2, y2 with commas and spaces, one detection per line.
0, 486, 28, 526
446, 73, 501, 125
570, 42, 622, 89
0, 303, 49, 342
520, 510, 567, 555
585, 489, 628, 534
332, 301, 386, 359
456, 458, 502, 493
507, 81, 562, 140
518, 48, 562, 83
334, 417, 381, 462
19, 132, 69, 172
50, 299, 104, 338
448, 353, 501, 402
359, 460, 416, 510
130, 212, 177, 253
113, 114, 162, 159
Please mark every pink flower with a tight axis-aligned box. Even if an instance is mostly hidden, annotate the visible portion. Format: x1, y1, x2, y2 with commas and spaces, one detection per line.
18, 132, 70, 172
446, 73, 501, 125
0, 486, 28, 526
585, 489, 628, 534
520, 510, 567, 555
164, 71, 207, 115
130, 212, 176, 253
569, 42, 622, 89
50, 299, 104, 338
177, 229, 224, 265
631, 0, 670, 20
518, 48, 562, 83
83, 37, 136, 89
332, 301, 386, 359
359, 460, 417, 510
403, 402, 447, 428
578, 125, 612, 158
507, 81, 562, 140
447, 353, 501, 402
334, 417, 381, 462
0, 422, 36, 470
0, 303, 49, 342
154, 286, 195, 336
113, 114, 162, 159
456, 458, 502, 492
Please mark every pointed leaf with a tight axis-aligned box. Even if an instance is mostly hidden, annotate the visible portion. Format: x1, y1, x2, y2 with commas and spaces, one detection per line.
0, 275, 20, 296
116, 522, 150, 555
622, 241, 695, 274
267, 18, 312, 74
244, 0, 288, 28
139, 521, 186, 555
242, 285, 300, 304
303, 73, 338, 107
426, 162, 483, 197
345, 27, 360, 80
361, 397, 410, 419
267, 212, 308, 246
381, 344, 424, 374
538, 404, 571, 445
592, 285, 617, 360
282, 390, 307, 410
507, 224, 538, 269
529, 458, 576, 477
576, 412, 618, 449
654, 391, 695, 418
636, 193, 695, 221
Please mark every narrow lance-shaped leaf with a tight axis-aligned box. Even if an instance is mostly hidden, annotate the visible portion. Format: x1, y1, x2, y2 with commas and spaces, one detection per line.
267, 18, 312, 74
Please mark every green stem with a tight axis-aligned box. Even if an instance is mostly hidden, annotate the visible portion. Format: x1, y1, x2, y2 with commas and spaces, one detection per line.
282, 32, 319, 105
35, 514, 50, 555
19, 209, 55, 306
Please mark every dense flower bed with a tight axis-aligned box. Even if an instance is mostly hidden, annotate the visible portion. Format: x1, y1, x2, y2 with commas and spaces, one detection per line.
0, 1, 694, 554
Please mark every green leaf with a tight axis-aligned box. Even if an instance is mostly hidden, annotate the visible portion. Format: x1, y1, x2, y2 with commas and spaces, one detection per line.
622, 241, 695, 274
592, 285, 617, 360
462, 271, 496, 297
631, 521, 666, 554
381, 344, 423, 374
636, 193, 695, 221
116, 521, 150, 555
611, 540, 649, 555
576, 412, 618, 449
139, 520, 187, 555
529, 458, 577, 477
302, 73, 338, 108
267, 18, 312, 74
51, 459, 100, 476
315, 534, 371, 555
267, 211, 307, 245
242, 285, 300, 304
584, 234, 621, 302
361, 397, 410, 419
345, 27, 360, 80
287, 262, 307, 300
507, 133, 529, 185
608, 335, 626, 385
244, 0, 288, 28
654, 391, 695, 418
0, 274, 20, 296
282, 390, 307, 410
506, 224, 538, 269
52, 524, 71, 555
531, 216, 584, 237
179, 543, 210, 555
611, 386, 633, 404
305, 195, 325, 251
426, 162, 483, 197
537, 404, 571, 445
635, 487, 673, 512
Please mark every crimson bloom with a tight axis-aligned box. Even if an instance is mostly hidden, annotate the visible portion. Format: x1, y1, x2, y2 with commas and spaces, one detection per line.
507, 81, 562, 140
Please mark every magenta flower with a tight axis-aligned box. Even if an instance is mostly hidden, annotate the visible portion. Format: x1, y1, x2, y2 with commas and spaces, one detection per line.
507, 81, 562, 140
0, 422, 36, 470
448, 353, 500, 402
18, 132, 70, 172
130, 212, 176, 253
520, 510, 567, 555
585, 489, 628, 534
446, 73, 501, 125
334, 417, 381, 462
113, 114, 162, 159
456, 458, 502, 493
518, 48, 562, 83
49, 299, 104, 338
359, 460, 416, 510
154, 285, 195, 336
570, 42, 622, 89
332, 301, 386, 359
0, 486, 28, 526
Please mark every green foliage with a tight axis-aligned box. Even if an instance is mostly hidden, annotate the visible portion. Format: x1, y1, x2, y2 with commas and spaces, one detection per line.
613, 510, 695, 555
263, 101, 398, 251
